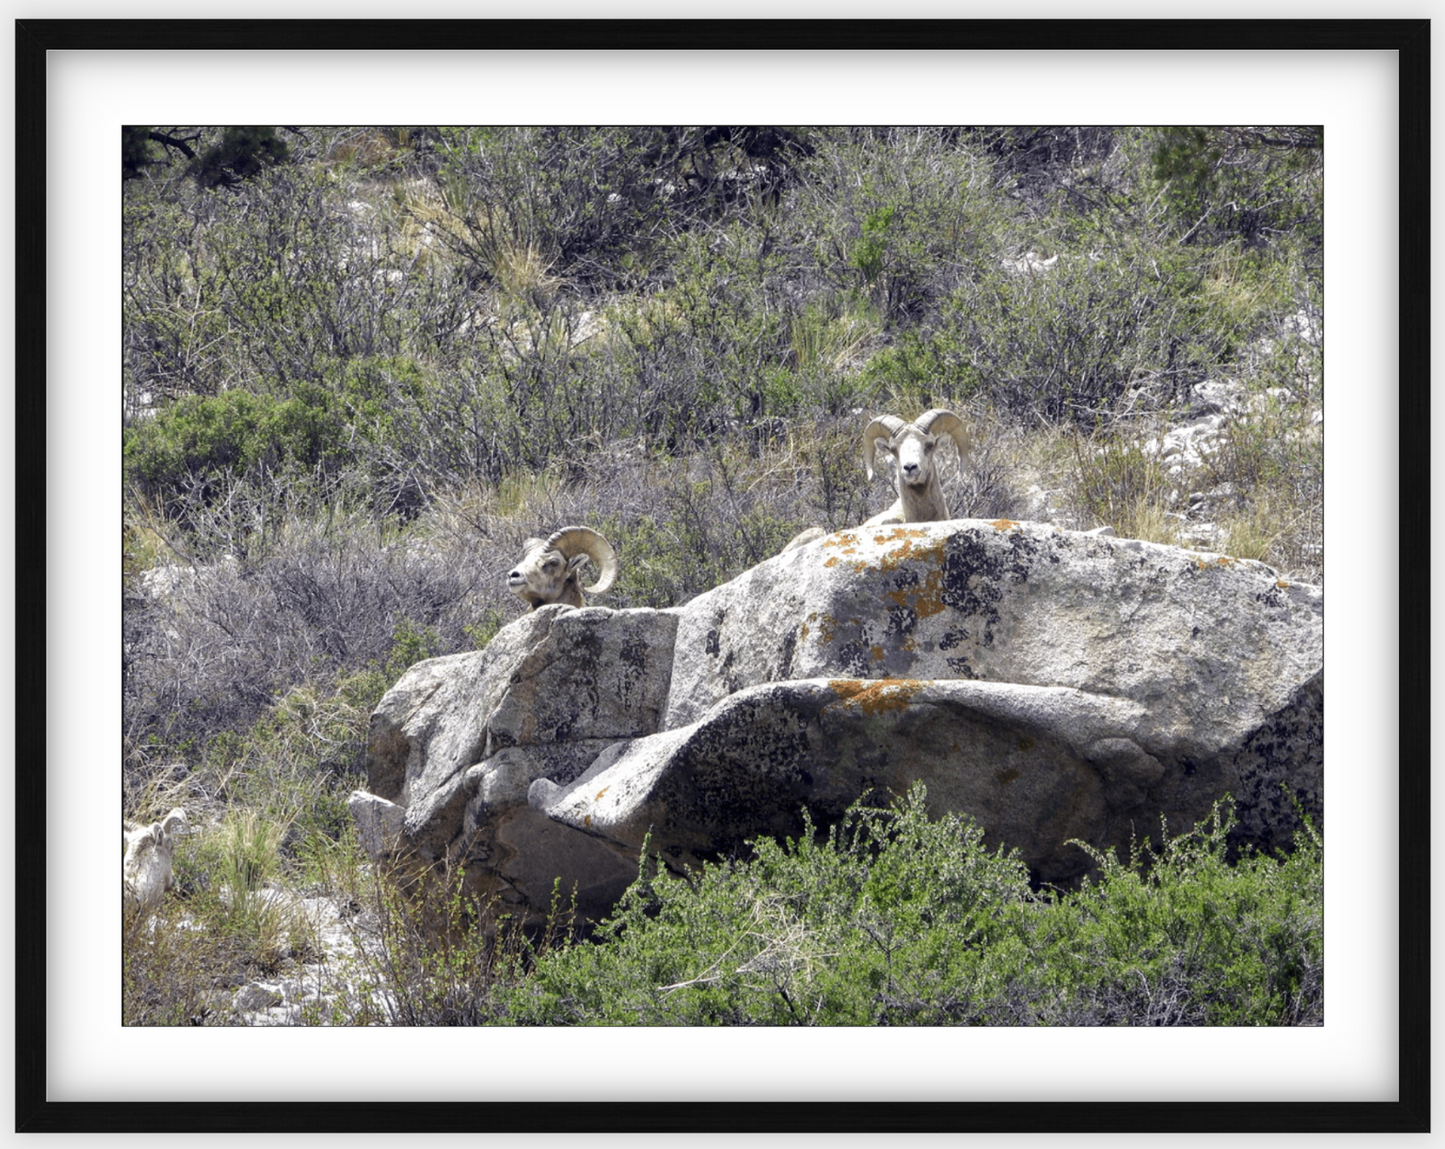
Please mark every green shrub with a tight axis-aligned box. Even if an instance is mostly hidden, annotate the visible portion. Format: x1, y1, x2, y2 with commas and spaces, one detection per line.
501, 786, 1322, 1027
793, 129, 1011, 327
1062, 427, 1180, 543
502, 785, 1034, 1026
1029, 799, 1323, 1026
123, 387, 356, 517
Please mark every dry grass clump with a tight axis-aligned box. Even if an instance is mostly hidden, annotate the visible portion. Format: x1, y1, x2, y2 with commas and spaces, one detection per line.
123, 806, 324, 1026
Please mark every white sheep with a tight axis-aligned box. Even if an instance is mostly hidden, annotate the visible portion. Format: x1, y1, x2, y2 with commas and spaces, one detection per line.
123, 807, 188, 913
507, 526, 619, 610
861, 409, 971, 526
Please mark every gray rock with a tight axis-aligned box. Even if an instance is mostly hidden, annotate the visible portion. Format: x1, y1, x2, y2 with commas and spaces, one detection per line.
362, 604, 677, 839
357, 520, 1322, 921
1190, 379, 1245, 417
354, 604, 681, 920
664, 521, 1320, 764
365, 604, 680, 811
232, 982, 284, 1012
537, 670, 1320, 885
364, 647, 492, 805
348, 790, 405, 860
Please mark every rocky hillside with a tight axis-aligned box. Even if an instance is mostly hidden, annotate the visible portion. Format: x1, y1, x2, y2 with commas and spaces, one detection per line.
121, 126, 1324, 1025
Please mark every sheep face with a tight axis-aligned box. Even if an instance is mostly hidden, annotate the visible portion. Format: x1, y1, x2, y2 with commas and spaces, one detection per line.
508, 526, 618, 611
889, 426, 942, 490
509, 541, 590, 609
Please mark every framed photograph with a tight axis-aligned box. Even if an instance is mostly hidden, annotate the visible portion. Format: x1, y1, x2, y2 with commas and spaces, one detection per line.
20, 15, 1427, 1136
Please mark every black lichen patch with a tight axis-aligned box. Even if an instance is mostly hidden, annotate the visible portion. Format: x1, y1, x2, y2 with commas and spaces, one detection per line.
1254, 583, 1291, 610
619, 632, 649, 670
885, 603, 918, 639
835, 639, 876, 677
705, 627, 721, 656
657, 691, 825, 854
1223, 670, 1324, 854
614, 632, 651, 712
569, 623, 606, 664
940, 529, 1040, 633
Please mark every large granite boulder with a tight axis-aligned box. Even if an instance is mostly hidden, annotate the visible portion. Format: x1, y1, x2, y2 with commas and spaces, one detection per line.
357, 604, 680, 923
352, 520, 1322, 924
532, 678, 1152, 882
665, 521, 1321, 764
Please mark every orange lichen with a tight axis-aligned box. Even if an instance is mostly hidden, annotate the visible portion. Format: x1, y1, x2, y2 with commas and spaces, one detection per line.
813, 612, 841, 648
884, 565, 948, 620
990, 518, 1020, 531
1215, 556, 1236, 567
827, 678, 928, 715
1276, 580, 1290, 589
595, 786, 610, 801
870, 525, 931, 547
875, 531, 946, 575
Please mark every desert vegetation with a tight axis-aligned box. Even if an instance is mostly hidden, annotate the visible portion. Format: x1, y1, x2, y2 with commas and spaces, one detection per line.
122, 125, 1323, 1025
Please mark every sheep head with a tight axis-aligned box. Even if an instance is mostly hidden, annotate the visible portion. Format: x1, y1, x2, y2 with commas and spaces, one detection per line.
863, 409, 970, 491
508, 526, 618, 610
123, 807, 187, 912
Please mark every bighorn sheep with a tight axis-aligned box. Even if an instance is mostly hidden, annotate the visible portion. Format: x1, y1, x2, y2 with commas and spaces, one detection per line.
508, 526, 618, 610
777, 409, 972, 552
861, 409, 971, 526
123, 807, 188, 913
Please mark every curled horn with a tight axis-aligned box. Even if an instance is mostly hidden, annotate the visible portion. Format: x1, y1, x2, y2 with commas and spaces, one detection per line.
914, 409, 971, 459
862, 414, 908, 481
544, 526, 618, 596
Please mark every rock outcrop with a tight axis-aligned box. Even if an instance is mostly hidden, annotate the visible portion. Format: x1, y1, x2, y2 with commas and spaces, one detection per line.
353, 520, 1323, 925
361, 603, 680, 922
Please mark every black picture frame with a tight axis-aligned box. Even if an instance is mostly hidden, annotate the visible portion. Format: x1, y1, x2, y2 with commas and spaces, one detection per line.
18, 17, 1429, 1135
